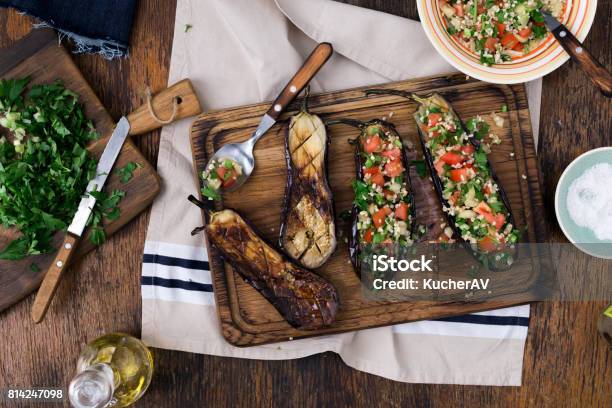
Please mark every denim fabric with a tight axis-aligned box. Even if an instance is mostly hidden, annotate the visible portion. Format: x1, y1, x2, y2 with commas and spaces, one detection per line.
0, 0, 137, 56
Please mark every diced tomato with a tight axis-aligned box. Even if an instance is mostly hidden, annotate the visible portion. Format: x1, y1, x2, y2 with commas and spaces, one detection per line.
483, 212, 497, 224
364, 167, 379, 176
493, 213, 506, 231
373, 207, 392, 228
216, 166, 227, 180
428, 113, 443, 127
364, 229, 373, 243
371, 173, 385, 187
484, 37, 498, 52
434, 160, 446, 176
474, 201, 492, 216
364, 135, 382, 153
477, 5, 486, 13
478, 235, 498, 252
448, 190, 461, 205
395, 202, 409, 221
216, 167, 238, 188
461, 144, 475, 155
454, 4, 464, 16
223, 176, 237, 188
500, 32, 519, 49
450, 168, 469, 182
384, 159, 404, 177
440, 151, 464, 165
496, 23, 506, 37
483, 184, 491, 195
382, 148, 401, 160
518, 27, 532, 39
365, 167, 385, 186
474, 202, 497, 224
383, 189, 395, 199
430, 130, 441, 138
512, 41, 524, 51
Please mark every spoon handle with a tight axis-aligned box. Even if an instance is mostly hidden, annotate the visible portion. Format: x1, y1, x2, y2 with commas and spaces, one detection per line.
266, 43, 334, 120
550, 25, 612, 97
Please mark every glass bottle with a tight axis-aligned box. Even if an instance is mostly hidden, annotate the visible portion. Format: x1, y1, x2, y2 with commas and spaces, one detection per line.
68, 333, 154, 408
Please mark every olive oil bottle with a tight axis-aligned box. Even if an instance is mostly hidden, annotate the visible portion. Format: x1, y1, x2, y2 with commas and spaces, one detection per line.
68, 333, 154, 408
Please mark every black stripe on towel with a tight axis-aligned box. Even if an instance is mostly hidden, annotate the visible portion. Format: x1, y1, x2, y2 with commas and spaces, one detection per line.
435, 314, 530, 327
142, 254, 210, 271
141, 276, 213, 292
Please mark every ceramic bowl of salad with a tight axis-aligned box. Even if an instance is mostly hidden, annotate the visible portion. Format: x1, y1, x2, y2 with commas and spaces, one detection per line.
417, 0, 597, 84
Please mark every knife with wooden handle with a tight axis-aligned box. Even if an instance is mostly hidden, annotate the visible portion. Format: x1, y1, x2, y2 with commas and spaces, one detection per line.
543, 11, 612, 98
31, 79, 202, 323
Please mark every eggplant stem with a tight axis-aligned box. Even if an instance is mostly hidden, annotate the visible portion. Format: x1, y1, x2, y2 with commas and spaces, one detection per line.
325, 118, 365, 129
188, 194, 214, 216
301, 85, 311, 112
365, 89, 435, 104
191, 226, 206, 236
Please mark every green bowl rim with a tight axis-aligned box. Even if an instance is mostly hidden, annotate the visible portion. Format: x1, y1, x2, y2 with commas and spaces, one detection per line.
554, 146, 612, 259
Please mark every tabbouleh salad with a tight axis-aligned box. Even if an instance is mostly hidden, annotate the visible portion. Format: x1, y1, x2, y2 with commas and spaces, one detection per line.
439, 0, 565, 65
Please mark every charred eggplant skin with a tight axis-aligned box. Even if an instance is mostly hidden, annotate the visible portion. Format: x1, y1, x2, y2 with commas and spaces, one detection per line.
330, 119, 416, 278
205, 208, 339, 330
279, 97, 337, 269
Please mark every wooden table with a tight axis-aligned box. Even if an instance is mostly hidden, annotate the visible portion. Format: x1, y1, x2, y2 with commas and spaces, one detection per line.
0, 1, 609, 406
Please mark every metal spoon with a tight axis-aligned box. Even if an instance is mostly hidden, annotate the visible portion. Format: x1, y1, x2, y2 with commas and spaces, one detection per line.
205, 43, 333, 192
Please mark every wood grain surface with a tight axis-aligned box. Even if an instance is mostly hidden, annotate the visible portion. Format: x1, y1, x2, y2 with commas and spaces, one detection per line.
0, 29, 162, 312
191, 76, 554, 346
0, 1, 610, 407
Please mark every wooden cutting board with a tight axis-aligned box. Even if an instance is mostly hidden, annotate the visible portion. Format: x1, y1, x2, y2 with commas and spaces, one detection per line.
0, 30, 161, 311
190, 73, 552, 346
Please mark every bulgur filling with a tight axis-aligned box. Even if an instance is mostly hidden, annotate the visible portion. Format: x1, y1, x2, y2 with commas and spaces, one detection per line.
416, 101, 520, 252
353, 123, 414, 245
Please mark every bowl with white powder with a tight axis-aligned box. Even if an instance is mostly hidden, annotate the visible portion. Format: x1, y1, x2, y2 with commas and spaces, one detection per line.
555, 147, 612, 259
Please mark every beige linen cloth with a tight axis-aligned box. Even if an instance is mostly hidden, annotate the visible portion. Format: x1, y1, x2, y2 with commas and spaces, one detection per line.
143, 0, 541, 385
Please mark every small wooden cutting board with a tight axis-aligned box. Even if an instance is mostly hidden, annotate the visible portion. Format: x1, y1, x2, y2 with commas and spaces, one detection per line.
0, 30, 161, 311
190, 74, 554, 347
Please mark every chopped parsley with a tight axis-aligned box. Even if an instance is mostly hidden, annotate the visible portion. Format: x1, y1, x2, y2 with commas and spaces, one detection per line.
118, 161, 142, 183
0, 78, 124, 260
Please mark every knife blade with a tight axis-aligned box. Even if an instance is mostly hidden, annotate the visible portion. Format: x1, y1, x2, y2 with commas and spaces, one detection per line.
68, 117, 131, 236
31, 117, 131, 323
541, 11, 561, 31
542, 11, 612, 97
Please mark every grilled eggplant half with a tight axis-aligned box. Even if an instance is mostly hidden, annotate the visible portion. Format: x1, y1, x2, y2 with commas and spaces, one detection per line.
279, 94, 337, 269
366, 89, 519, 270
189, 196, 339, 330
328, 119, 416, 277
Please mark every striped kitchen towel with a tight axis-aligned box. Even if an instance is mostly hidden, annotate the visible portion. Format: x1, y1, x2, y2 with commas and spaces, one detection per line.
142, 0, 539, 385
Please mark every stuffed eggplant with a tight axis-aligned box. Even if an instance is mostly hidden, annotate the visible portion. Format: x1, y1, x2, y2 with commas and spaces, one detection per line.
329, 119, 416, 277
279, 93, 337, 269
367, 89, 519, 269
189, 196, 339, 330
